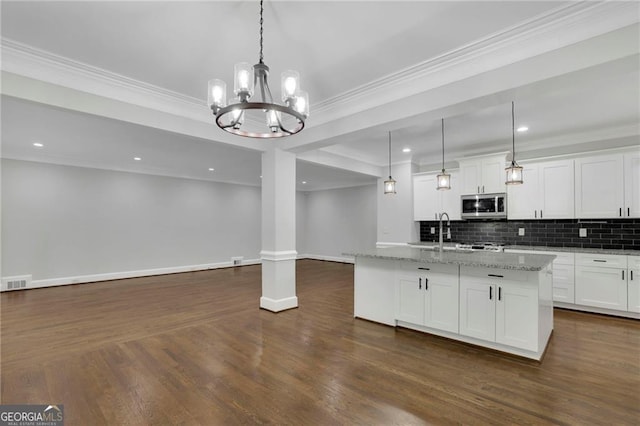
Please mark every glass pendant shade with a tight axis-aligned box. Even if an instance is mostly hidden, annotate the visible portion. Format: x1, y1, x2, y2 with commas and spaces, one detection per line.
437, 171, 451, 190
266, 109, 281, 132
295, 91, 310, 118
505, 162, 524, 185
281, 70, 300, 102
208, 79, 227, 109
384, 177, 397, 194
234, 62, 254, 98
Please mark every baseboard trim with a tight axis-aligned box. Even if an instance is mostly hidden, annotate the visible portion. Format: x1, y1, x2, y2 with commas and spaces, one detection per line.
260, 296, 299, 312
3, 258, 261, 291
376, 242, 409, 248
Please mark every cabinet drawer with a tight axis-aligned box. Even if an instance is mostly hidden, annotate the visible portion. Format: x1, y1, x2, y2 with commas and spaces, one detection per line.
460, 266, 529, 282
505, 249, 574, 265
628, 256, 640, 270
401, 262, 458, 276
575, 253, 627, 269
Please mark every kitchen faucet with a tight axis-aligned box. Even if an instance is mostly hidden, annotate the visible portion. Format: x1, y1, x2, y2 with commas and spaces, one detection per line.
438, 212, 450, 252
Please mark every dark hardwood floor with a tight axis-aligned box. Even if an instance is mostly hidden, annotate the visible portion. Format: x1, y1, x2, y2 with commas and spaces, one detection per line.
2, 259, 639, 425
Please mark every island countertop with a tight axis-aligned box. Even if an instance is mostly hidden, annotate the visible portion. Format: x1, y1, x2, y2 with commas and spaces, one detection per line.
344, 247, 555, 271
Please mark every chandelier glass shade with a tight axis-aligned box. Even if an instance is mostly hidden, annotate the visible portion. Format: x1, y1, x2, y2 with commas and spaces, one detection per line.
207, 0, 309, 138
384, 131, 397, 194
505, 101, 524, 184
436, 118, 451, 190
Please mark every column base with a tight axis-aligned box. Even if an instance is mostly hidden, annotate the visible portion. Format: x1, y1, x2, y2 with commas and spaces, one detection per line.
260, 296, 299, 312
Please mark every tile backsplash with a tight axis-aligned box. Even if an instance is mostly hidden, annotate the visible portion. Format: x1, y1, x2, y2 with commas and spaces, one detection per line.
419, 219, 640, 251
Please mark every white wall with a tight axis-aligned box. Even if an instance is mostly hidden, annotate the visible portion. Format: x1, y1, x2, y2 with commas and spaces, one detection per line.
1, 159, 261, 284
377, 162, 419, 245
302, 185, 377, 261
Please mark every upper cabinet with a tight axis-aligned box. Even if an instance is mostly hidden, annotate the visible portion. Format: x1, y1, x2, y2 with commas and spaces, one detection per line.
575, 152, 638, 218
508, 159, 574, 220
413, 171, 461, 221
459, 154, 507, 195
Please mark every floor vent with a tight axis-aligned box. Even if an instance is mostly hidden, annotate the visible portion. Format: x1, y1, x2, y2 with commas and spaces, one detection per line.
3, 275, 32, 291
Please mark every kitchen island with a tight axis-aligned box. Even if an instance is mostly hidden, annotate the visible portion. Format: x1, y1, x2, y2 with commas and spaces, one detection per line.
345, 247, 556, 360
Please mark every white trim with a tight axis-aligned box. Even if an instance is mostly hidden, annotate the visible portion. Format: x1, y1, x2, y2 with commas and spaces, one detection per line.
298, 254, 355, 264
554, 302, 640, 320
2, 258, 261, 291
376, 242, 410, 248
260, 250, 298, 262
260, 296, 299, 312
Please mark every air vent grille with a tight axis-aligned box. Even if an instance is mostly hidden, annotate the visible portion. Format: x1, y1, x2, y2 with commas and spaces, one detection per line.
3, 275, 32, 291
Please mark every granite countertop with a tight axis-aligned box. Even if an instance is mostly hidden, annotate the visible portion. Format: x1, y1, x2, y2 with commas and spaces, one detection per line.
408, 242, 640, 256
344, 247, 555, 271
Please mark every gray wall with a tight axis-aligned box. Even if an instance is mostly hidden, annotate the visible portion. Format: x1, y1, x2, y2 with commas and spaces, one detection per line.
302, 185, 377, 260
1, 159, 261, 281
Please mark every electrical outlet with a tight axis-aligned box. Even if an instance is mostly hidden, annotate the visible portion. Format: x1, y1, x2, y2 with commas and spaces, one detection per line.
430, 227, 436, 234
579, 228, 587, 237
518, 228, 525, 236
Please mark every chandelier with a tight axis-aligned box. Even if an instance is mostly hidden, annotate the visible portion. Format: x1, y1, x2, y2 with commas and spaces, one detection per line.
384, 131, 397, 194
505, 101, 523, 184
207, 0, 309, 138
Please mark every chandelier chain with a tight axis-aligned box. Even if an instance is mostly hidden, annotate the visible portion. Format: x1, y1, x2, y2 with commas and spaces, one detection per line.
259, 0, 264, 64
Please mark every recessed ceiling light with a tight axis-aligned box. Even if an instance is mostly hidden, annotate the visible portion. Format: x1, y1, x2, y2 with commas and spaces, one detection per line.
33, 142, 44, 148
259, 175, 262, 179
133, 157, 142, 161
402, 148, 411, 153
208, 167, 215, 171
302, 181, 307, 184
517, 126, 529, 132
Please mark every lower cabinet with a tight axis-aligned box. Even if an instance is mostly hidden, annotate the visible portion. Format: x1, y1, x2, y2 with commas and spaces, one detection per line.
629, 257, 640, 313
396, 263, 458, 333
575, 253, 628, 312
459, 267, 539, 352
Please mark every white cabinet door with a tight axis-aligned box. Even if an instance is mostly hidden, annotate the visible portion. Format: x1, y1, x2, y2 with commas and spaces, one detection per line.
507, 164, 539, 219
459, 280, 496, 341
423, 266, 459, 333
495, 284, 538, 351
396, 274, 424, 324
481, 157, 506, 194
459, 161, 481, 195
628, 257, 640, 313
552, 262, 575, 303
575, 154, 624, 218
540, 159, 574, 219
440, 172, 461, 220
624, 151, 640, 218
413, 174, 439, 221
354, 258, 397, 326
575, 265, 627, 311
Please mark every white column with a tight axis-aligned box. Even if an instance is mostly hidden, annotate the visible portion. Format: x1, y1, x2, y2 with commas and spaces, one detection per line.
260, 147, 298, 312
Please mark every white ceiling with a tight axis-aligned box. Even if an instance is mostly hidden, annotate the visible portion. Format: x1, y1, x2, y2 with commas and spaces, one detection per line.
1, 1, 639, 190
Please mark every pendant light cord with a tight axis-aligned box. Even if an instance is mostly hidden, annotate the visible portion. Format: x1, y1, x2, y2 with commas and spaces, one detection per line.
259, 0, 264, 64
511, 101, 516, 165
441, 118, 445, 172
388, 131, 392, 177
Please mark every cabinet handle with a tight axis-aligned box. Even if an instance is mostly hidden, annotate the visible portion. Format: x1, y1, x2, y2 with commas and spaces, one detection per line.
425, 278, 429, 291
498, 286, 502, 301
477, 186, 480, 194
622, 270, 625, 280
488, 274, 504, 278
631, 271, 634, 281
482, 185, 485, 193
593, 260, 607, 263
535, 210, 537, 219
540, 210, 543, 219
419, 278, 422, 289
619, 207, 622, 217
628, 207, 631, 217
489, 286, 493, 300
418, 267, 430, 270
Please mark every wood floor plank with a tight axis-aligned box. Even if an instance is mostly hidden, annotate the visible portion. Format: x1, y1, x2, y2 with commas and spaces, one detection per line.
1, 260, 639, 425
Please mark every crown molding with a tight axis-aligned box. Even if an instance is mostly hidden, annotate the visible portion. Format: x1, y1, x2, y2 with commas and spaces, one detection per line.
0, 38, 211, 123
312, 1, 639, 122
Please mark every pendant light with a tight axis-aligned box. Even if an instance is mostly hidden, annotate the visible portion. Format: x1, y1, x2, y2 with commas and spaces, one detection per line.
384, 131, 397, 194
505, 101, 523, 184
207, 0, 309, 138
436, 118, 451, 190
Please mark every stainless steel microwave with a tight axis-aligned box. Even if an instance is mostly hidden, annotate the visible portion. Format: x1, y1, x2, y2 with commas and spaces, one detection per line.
461, 193, 507, 219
